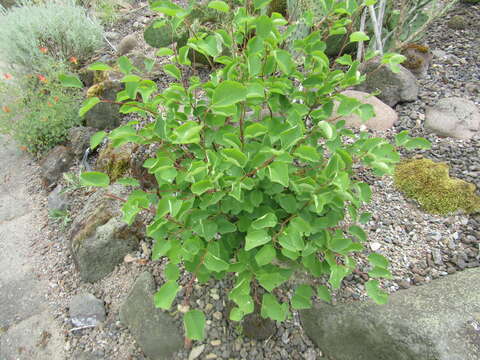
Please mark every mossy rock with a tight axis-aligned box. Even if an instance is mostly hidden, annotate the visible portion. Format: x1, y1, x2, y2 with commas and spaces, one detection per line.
96, 143, 138, 182
447, 15, 467, 30
394, 158, 480, 215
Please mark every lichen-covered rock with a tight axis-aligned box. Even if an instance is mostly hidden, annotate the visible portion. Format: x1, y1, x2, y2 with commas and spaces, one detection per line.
120, 272, 183, 359
400, 43, 433, 78
394, 158, 480, 215
84, 79, 122, 130
69, 126, 98, 159
355, 57, 418, 107
96, 143, 138, 182
301, 268, 480, 360
116, 34, 138, 56
425, 97, 480, 139
69, 185, 140, 282
39, 146, 74, 188
448, 15, 467, 30
47, 185, 69, 212
330, 90, 398, 131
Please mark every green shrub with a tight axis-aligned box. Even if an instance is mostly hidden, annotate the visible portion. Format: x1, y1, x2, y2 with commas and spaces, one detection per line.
64, 0, 430, 341
0, 63, 83, 155
0, 0, 103, 72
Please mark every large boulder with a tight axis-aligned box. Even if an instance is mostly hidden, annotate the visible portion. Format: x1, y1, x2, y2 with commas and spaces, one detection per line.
355, 58, 418, 107
39, 145, 74, 188
69, 126, 98, 159
425, 97, 480, 139
69, 185, 139, 283
84, 79, 122, 130
301, 268, 480, 360
120, 272, 183, 360
331, 90, 398, 131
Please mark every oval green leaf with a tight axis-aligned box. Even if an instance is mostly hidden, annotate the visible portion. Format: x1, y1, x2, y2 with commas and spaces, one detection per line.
80, 172, 110, 188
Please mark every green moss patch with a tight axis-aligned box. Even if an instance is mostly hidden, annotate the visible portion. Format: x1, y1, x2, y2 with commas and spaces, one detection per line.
394, 158, 480, 215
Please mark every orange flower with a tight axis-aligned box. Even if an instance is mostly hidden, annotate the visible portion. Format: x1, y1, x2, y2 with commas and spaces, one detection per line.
2, 105, 11, 113
69, 56, 78, 64
54, 96, 59, 103
36, 74, 47, 82
19, 146, 27, 151
3, 73, 13, 80
39, 47, 48, 54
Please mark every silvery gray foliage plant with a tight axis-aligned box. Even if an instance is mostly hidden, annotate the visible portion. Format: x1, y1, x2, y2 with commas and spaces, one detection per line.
0, 0, 103, 72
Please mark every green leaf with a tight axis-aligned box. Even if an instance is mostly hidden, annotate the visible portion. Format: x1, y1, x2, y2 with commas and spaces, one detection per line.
88, 62, 113, 71
59, 74, 83, 88
356, 182, 372, 202
191, 179, 214, 195
251, 213, 277, 229
291, 284, 313, 310
245, 229, 270, 251
294, 145, 321, 162
80, 172, 110, 187
318, 121, 334, 139
172, 121, 203, 144
365, 280, 388, 305
163, 64, 181, 80
89, 131, 106, 150
229, 307, 244, 321
254, 0, 272, 9
221, 148, 248, 168
261, 293, 289, 321
154, 280, 180, 309
256, 15, 273, 38
204, 251, 230, 272
165, 263, 180, 281
79, 97, 100, 116
348, 225, 367, 242
212, 81, 247, 108
329, 264, 349, 289
156, 47, 174, 56
245, 123, 268, 138
117, 177, 140, 186
317, 285, 332, 303
118, 56, 134, 74
255, 244, 276, 266
368, 253, 389, 269
268, 162, 289, 187
184, 310, 206, 340
349, 31, 369, 42
273, 50, 295, 75
404, 138, 431, 150
207, 0, 229, 12
368, 266, 392, 279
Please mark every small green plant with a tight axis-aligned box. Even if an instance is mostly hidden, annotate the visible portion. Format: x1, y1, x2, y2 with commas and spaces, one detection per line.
50, 209, 72, 230
394, 158, 480, 215
63, 171, 84, 191
62, 0, 430, 342
0, 0, 103, 72
0, 63, 83, 155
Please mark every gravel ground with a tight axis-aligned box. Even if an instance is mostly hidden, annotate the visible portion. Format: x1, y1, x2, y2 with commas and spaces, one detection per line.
28, 1, 480, 360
